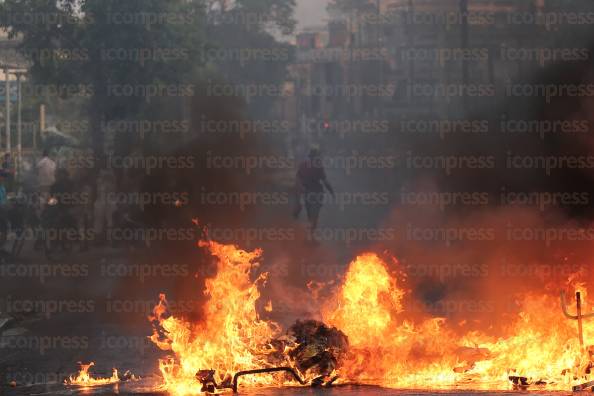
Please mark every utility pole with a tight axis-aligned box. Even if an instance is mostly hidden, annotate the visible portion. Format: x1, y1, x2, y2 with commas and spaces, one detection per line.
4, 67, 10, 153
39, 104, 45, 133
460, 0, 469, 114
15, 72, 22, 181
407, 0, 415, 92
376, 0, 382, 117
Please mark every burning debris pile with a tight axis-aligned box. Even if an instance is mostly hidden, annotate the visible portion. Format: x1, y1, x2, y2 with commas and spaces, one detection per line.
148, 240, 350, 394
148, 240, 297, 394
145, 239, 594, 394
286, 319, 348, 384
192, 320, 348, 393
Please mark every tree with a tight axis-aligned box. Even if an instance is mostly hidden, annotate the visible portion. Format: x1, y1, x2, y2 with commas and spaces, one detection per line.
0, 0, 207, 164
203, 0, 296, 119
207, 0, 296, 35
0, 0, 298, 160
328, 0, 375, 16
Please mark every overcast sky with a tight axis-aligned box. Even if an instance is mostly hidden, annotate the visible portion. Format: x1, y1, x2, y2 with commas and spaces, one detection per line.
295, 0, 330, 30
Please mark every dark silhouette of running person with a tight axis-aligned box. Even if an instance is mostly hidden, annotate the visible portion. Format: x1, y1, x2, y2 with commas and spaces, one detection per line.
293, 147, 334, 235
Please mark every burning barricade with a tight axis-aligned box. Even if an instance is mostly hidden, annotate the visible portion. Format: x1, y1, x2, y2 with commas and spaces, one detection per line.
139, 239, 594, 394
148, 241, 349, 393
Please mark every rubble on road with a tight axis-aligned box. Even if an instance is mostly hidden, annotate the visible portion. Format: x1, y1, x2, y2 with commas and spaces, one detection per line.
287, 319, 349, 379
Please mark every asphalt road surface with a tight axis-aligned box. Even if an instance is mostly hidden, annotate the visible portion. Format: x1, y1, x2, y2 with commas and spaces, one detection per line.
0, 381, 576, 396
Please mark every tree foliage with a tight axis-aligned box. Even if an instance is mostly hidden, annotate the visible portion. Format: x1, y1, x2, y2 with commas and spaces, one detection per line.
0, 0, 297, 157
0, 0, 206, 158
207, 0, 296, 35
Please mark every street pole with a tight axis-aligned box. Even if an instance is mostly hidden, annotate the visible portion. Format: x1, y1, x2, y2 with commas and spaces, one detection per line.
16, 73, 22, 181
39, 103, 45, 147
376, 0, 381, 117
460, 0, 469, 114
4, 67, 10, 154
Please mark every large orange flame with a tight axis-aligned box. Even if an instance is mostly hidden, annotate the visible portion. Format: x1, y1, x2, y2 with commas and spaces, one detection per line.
322, 252, 594, 390
149, 240, 594, 393
149, 240, 295, 394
